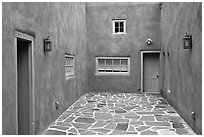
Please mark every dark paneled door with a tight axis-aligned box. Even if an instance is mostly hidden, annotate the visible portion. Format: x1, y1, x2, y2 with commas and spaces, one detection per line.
144, 53, 159, 92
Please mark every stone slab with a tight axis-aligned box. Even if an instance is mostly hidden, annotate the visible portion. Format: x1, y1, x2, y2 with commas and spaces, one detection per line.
139, 116, 155, 121
44, 130, 66, 135
74, 117, 96, 124
90, 128, 111, 134
115, 123, 128, 131
72, 123, 92, 129
140, 130, 158, 135
104, 123, 116, 130
49, 125, 70, 130
145, 121, 171, 127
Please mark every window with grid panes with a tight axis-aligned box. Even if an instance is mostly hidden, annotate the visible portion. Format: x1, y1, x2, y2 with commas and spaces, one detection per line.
112, 19, 126, 34
96, 57, 130, 75
65, 54, 75, 79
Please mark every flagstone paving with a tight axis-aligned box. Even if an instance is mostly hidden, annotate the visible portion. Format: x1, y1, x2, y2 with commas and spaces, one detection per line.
43, 92, 196, 135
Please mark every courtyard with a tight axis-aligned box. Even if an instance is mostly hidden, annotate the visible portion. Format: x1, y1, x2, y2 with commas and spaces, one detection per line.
43, 92, 196, 135
2, 2, 202, 135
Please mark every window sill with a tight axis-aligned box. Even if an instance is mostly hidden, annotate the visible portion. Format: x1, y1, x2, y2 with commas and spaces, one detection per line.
112, 32, 127, 35
95, 73, 130, 76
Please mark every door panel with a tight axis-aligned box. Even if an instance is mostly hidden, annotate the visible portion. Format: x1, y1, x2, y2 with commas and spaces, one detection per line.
144, 56, 151, 76
144, 78, 151, 92
143, 53, 159, 92
151, 78, 159, 92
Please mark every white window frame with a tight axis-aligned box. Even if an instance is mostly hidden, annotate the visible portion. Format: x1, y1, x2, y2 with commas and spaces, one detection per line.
95, 57, 130, 75
112, 19, 126, 34
65, 54, 75, 79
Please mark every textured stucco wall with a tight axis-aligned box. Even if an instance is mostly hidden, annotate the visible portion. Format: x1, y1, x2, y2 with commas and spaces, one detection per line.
160, 2, 202, 134
2, 2, 87, 134
86, 2, 161, 93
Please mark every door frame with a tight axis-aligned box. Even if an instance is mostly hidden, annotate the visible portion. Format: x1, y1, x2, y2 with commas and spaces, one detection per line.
14, 31, 35, 134
141, 51, 160, 93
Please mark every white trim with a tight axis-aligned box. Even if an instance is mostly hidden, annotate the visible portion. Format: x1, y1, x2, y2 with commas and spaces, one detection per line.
14, 31, 35, 134
112, 19, 126, 34
30, 38, 35, 135
95, 56, 130, 76
14, 36, 18, 134
15, 31, 34, 41
141, 51, 160, 93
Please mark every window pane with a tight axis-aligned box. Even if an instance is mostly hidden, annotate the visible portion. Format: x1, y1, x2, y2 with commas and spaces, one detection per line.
121, 66, 128, 72
70, 58, 74, 65
113, 59, 120, 71
120, 27, 124, 32
98, 59, 105, 65
113, 59, 120, 65
98, 66, 106, 70
115, 22, 119, 27
66, 58, 69, 65
106, 59, 112, 71
106, 59, 112, 65
121, 59, 128, 65
71, 67, 74, 74
115, 27, 119, 33
65, 67, 68, 74
120, 22, 123, 28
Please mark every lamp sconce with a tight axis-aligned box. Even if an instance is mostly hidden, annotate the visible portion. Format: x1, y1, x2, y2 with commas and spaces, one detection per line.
183, 33, 192, 49
146, 38, 153, 45
44, 36, 52, 52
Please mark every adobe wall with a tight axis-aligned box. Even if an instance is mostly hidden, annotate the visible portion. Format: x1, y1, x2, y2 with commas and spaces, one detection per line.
2, 2, 202, 135
160, 2, 202, 134
86, 2, 161, 93
2, 2, 87, 134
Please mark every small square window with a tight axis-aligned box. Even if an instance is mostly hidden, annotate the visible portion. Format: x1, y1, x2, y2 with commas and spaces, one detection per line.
112, 19, 126, 34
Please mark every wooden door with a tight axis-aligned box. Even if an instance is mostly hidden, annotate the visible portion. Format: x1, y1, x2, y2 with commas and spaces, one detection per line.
143, 53, 159, 92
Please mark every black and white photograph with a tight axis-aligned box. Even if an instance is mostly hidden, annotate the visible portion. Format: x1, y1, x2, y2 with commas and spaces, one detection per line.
1, 1, 202, 135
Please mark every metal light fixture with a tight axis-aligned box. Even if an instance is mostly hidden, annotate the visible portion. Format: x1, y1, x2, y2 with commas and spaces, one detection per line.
183, 33, 192, 49
146, 38, 153, 45
44, 36, 52, 52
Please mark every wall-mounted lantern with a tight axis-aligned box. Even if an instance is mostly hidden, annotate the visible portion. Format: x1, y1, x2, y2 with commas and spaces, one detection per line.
146, 38, 153, 45
183, 33, 192, 49
44, 36, 52, 52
